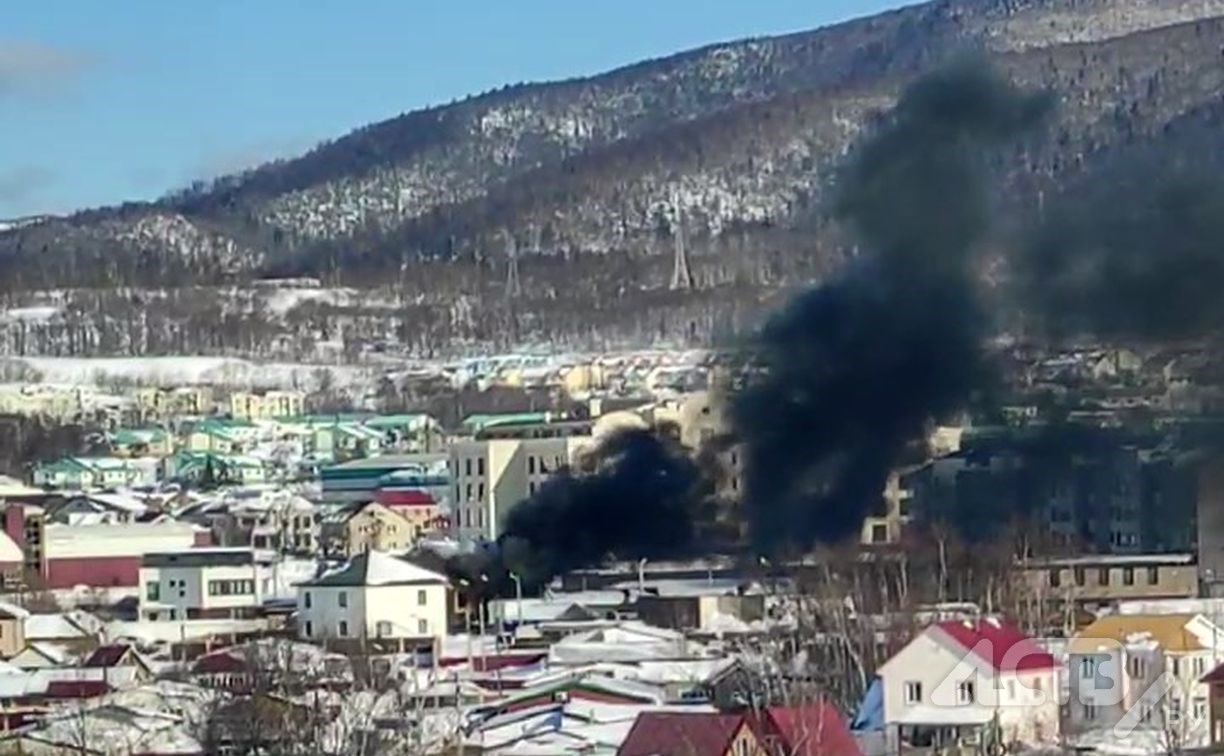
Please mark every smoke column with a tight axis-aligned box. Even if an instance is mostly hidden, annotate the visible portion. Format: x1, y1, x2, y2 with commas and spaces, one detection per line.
1021, 175, 1224, 342
732, 62, 1050, 554
492, 428, 712, 587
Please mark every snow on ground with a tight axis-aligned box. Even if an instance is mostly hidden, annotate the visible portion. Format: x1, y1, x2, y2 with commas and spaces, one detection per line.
0, 305, 62, 321
16, 356, 378, 390
260, 286, 401, 315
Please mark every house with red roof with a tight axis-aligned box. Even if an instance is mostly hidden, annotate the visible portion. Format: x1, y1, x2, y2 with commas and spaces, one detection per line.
618, 711, 764, 756
875, 618, 1059, 751
750, 702, 861, 756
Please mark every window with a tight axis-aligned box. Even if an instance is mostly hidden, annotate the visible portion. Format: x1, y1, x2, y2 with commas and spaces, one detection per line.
957, 681, 975, 705
465, 484, 472, 501
871, 524, 888, 544
338, 591, 348, 608
528, 456, 536, 475
1194, 696, 1208, 720
1128, 656, 1145, 679
1172, 658, 1182, 677
376, 621, 392, 637
417, 589, 427, 606
903, 681, 922, 704
147, 582, 160, 601
1195, 656, 1206, 677
1098, 567, 1110, 586
1080, 657, 1097, 678
477, 483, 485, 500
304, 621, 313, 637
1170, 696, 1182, 722
418, 619, 428, 634
465, 459, 472, 476
1083, 703, 1097, 721
529, 482, 536, 494
1048, 569, 1061, 588
1123, 567, 1134, 586
477, 458, 485, 476
304, 592, 312, 609
338, 620, 349, 637
1074, 567, 1086, 586
1147, 566, 1160, 585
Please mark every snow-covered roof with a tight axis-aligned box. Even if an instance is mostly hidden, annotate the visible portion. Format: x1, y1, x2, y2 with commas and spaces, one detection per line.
301, 550, 448, 588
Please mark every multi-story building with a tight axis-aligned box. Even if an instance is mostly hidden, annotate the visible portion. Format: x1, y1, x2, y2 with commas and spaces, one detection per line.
1020, 554, 1198, 612
138, 548, 278, 621
31, 457, 156, 491
320, 499, 440, 557
296, 551, 449, 649
230, 390, 304, 420
449, 434, 591, 541
318, 454, 448, 506
1067, 613, 1224, 748
36, 521, 209, 589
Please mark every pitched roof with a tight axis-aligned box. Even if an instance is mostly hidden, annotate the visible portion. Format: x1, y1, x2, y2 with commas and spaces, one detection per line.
617, 711, 744, 756
1070, 614, 1206, 654
300, 550, 448, 588
81, 644, 135, 669
757, 703, 861, 756
1202, 660, 1224, 684
932, 619, 1055, 672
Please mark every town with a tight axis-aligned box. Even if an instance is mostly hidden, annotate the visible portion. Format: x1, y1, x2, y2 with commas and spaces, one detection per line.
0, 341, 1215, 754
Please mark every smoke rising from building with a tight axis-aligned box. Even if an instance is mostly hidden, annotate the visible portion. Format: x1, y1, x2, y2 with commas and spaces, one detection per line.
451, 428, 714, 590
1020, 175, 1224, 342
731, 62, 1050, 554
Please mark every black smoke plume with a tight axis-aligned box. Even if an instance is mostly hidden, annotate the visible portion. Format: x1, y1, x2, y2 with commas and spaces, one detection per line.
1020, 175, 1224, 342
450, 428, 715, 590
732, 62, 1050, 554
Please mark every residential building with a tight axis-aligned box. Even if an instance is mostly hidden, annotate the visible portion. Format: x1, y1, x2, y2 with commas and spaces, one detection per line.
0, 603, 26, 657
108, 428, 173, 458
162, 451, 268, 486
319, 453, 448, 505
1067, 613, 1223, 747
876, 619, 1059, 750
311, 422, 384, 461
135, 386, 214, 419
1021, 554, 1199, 610
3, 504, 46, 582
296, 551, 449, 650
37, 521, 210, 589
215, 490, 318, 554
230, 390, 304, 420
185, 421, 253, 455
31, 457, 154, 491
618, 712, 764, 756
139, 548, 277, 621
450, 435, 591, 541
860, 470, 913, 546
320, 500, 436, 557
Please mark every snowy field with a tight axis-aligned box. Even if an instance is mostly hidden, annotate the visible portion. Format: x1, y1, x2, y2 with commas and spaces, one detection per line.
14, 356, 379, 390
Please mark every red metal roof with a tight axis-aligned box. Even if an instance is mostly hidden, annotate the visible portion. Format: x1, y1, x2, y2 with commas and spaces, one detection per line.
618, 712, 745, 756
934, 619, 1055, 672
756, 703, 861, 756
375, 489, 436, 508
82, 644, 132, 668
1202, 660, 1224, 684
192, 651, 247, 674
45, 680, 111, 699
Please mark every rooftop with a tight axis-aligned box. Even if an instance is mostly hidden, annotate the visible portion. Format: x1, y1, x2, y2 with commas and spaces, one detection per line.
300, 551, 448, 588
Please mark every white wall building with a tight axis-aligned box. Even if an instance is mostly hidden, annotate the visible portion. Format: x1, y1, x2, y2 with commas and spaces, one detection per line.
876, 619, 1060, 750
138, 548, 278, 621
449, 436, 590, 541
296, 550, 449, 648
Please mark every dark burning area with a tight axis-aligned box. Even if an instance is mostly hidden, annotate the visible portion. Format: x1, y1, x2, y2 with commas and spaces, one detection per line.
443, 59, 1224, 592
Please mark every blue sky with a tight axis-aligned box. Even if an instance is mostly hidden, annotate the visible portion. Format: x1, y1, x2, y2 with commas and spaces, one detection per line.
0, 1, 908, 218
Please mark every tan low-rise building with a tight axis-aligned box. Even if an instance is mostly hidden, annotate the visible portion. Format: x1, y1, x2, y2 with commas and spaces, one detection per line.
321, 501, 438, 557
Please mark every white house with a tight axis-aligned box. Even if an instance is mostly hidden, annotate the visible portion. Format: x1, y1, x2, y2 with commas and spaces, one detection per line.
1067, 613, 1224, 749
296, 550, 449, 650
876, 618, 1059, 751
138, 548, 277, 621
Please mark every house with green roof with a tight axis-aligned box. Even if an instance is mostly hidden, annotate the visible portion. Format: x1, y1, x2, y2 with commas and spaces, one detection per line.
108, 428, 172, 458
185, 421, 254, 455
32, 457, 150, 491
312, 422, 385, 461
162, 452, 270, 487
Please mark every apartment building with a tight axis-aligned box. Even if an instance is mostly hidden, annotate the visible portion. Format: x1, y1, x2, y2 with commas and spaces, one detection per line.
449, 435, 591, 541
229, 390, 305, 420
139, 548, 277, 621
1020, 554, 1198, 609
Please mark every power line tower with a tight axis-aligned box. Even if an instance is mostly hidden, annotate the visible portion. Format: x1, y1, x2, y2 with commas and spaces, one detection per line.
504, 231, 522, 300
669, 196, 694, 291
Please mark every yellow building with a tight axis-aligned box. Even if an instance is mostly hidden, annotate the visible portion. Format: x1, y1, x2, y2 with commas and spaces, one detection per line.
321, 501, 440, 557
230, 390, 305, 420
